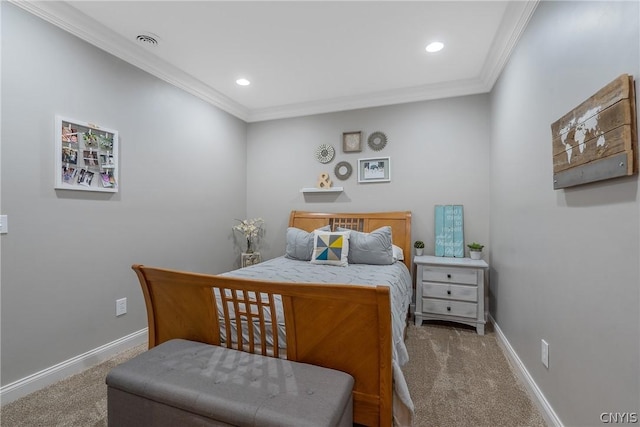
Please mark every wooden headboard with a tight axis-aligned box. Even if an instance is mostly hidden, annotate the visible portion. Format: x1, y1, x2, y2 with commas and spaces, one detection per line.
289, 210, 412, 270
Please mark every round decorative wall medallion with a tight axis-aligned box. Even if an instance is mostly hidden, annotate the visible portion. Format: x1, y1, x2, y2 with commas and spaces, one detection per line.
334, 161, 353, 180
315, 144, 335, 163
367, 131, 388, 151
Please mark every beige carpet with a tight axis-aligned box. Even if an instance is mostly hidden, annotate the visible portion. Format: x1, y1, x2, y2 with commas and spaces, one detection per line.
1, 323, 546, 427
403, 322, 547, 427
0, 344, 146, 427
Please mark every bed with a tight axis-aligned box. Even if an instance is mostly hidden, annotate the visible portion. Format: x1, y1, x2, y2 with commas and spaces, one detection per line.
133, 210, 414, 427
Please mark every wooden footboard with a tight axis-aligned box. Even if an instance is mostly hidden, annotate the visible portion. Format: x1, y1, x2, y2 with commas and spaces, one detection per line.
133, 264, 393, 427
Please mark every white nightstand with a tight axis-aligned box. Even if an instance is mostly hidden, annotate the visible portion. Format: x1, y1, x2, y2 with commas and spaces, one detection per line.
241, 252, 261, 268
414, 255, 489, 335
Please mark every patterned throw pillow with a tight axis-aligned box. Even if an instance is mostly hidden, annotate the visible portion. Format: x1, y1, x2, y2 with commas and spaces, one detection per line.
310, 231, 350, 266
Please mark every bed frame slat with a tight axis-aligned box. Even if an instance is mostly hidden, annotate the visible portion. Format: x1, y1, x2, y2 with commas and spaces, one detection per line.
331, 217, 364, 231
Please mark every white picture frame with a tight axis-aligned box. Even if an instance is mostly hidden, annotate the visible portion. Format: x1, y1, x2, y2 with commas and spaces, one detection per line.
55, 115, 119, 193
358, 157, 391, 183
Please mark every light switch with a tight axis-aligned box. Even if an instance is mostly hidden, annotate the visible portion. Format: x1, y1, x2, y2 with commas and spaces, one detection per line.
0, 215, 7, 234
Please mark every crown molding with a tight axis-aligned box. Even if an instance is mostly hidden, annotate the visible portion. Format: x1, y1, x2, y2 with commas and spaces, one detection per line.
252, 1, 540, 122
9, 0, 250, 122
11, 0, 537, 124
479, 0, 540, 89
246, 77, 489, 122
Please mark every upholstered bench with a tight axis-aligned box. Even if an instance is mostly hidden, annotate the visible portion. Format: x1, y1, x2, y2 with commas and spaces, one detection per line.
106, 339, 354, 427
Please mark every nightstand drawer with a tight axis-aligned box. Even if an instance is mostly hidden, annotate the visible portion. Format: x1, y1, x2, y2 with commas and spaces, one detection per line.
422, 298, 477, 319
422, 268, 477, 285
421, 282, 477, 302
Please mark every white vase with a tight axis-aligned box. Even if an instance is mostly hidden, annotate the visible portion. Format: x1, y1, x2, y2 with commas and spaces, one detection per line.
470, 250, 482, 260
415, 248, 424, 256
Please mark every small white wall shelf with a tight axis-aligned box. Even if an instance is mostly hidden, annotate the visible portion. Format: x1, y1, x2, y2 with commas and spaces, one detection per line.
300, 187, 344, 193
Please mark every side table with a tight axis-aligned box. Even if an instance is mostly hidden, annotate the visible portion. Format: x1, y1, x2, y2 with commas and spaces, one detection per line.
414, 255, 489, 335
241, 252, 262, 268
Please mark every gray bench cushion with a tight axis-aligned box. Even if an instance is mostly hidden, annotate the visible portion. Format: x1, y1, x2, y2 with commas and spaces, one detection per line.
106, 339, 353, 427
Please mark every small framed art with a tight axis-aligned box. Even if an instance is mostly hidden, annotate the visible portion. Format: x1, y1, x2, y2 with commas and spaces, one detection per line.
358, 157, 391, 183
343, 131, 362, 152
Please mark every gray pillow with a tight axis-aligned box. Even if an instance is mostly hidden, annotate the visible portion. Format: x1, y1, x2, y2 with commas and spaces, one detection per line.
285, 225, 331, 261
337, 226, 394, 265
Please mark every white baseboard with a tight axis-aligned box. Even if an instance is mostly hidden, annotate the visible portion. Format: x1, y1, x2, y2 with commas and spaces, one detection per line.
0, 328, 148, 405
490, 315, 563, 427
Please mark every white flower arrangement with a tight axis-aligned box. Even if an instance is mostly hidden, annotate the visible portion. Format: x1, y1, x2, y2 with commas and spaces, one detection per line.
233, 218, 264, 239
233, 218, 264, 253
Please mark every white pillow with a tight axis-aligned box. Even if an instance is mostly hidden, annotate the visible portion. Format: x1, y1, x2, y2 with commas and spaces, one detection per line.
310, 231, 350, 267
392, 244, 404, 262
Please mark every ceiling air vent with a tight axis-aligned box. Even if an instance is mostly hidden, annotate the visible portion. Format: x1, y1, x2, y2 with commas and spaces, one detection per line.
136, 34, 158, 46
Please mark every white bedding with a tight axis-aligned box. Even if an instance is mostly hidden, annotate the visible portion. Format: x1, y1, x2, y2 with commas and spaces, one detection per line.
220, 256, 415, 426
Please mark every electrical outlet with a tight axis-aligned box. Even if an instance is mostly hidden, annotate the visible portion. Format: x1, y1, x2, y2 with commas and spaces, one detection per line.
541, 339, 549, 368
116, 298, 127, 316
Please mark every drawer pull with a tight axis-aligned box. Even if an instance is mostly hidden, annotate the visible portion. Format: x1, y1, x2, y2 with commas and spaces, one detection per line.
447, 274, 452, 279
446, 306, 451, 312
447, 290, 451, 295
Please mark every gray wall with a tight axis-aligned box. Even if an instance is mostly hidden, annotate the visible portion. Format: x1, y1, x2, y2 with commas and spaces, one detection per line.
5, 2, 638, 425
1, 3, 247, 385
246, 96, 491, 262
490, 1, 639, 425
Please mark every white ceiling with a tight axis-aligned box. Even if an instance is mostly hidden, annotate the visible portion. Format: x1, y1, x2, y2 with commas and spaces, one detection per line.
15, 1, 538, 122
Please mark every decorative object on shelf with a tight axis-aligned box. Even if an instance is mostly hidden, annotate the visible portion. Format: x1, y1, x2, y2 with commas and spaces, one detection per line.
434, 205, 464, 257
55, 115, 119, 193
342, 131, 362, 152
551, 74, 637, 189
414, 240, 425, 256
334, 161, 352, 180
241, 252, 262, 268
315, 144, 335, 163
367, 131, 387, 151
233, 217, 264, 253
358, 157, 391, 183
316, 172, 333, 189
467, 242, 484, 260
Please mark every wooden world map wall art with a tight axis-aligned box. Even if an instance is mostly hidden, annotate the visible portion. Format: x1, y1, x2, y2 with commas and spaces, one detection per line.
551, 74, 637, 189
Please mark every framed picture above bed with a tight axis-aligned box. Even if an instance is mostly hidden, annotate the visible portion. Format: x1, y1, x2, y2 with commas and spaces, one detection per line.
358, 157, 391, 183
342, 131, 362, 152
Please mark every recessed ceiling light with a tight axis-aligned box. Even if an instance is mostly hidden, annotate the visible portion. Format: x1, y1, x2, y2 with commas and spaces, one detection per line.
236, 78, 251, 86
425, 41, 444, 53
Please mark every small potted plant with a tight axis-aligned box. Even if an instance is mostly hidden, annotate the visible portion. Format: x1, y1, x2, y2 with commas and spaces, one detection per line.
467, 242, 484, 260
414, 240, 425, 256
